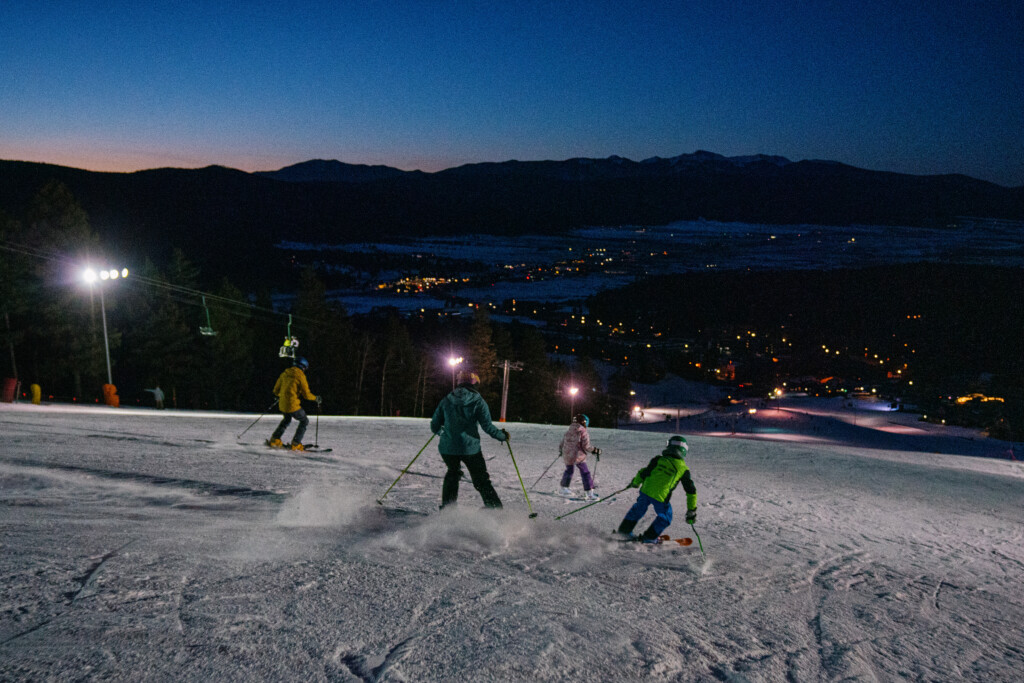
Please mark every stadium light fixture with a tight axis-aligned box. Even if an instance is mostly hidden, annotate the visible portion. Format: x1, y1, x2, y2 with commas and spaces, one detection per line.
83, 266, 129, 385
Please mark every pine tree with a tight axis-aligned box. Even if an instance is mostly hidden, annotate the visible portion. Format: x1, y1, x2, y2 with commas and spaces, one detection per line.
0, 209, 28, 380
121, 253, 198, 409
293, 268, 355, 413
206, 279, 256, 409
507, 322, 558, 423
468, 308, 498, 403
24, 182, 104, 398
379, 313, 419, 416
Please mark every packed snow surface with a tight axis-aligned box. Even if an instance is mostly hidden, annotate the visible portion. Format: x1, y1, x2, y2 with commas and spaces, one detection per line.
2, 402, 1023, 681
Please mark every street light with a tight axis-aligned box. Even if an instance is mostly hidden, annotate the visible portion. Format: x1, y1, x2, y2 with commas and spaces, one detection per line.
447, 355, 463, 389
568, 386, 579, 422
84, 267, 129, 385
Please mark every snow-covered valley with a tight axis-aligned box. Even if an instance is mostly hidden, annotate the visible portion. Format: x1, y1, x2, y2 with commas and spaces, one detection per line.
2, 403, 1023, 681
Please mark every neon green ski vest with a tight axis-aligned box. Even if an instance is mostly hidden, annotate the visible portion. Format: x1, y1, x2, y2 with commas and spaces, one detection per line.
632, 447, 696, 508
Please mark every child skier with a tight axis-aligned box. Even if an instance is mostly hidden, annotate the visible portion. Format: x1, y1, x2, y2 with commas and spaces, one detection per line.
558, 414, 602, 501
616, 435, 697, 544
267, 357, 319, 451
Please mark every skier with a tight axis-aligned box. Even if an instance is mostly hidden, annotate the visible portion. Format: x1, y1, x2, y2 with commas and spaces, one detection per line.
558, 414, 602, 501
430, 370, 509, 509
616, 435, 697, 544
267, 357, 319, 451
144, 385, 165, 409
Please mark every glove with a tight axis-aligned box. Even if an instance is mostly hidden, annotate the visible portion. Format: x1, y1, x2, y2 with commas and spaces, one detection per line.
591, 447, 601, 457
629, 477, 640, 489
501, 429, 510, 442
685, 509, 697, 524
315, 395, 322, 406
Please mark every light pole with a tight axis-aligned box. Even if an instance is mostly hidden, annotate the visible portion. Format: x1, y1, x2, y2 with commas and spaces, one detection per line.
84, 267, 129, 386
448, 355, 463, 390
493, 359, 523, 422
568, 386, 579, 422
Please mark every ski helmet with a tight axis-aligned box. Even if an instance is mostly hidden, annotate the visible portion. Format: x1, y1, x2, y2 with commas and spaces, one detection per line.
295, 357, 309, 370
456, 370, 480, 385
574, 414, 589, 427
667, 435, 687, 453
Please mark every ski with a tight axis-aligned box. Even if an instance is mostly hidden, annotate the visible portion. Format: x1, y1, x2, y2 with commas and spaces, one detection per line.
562, 495, 598, 502
657, 535, 693, 546
378, 505, 428, 517
264, 440, 333, 453
612, 533, 693, 547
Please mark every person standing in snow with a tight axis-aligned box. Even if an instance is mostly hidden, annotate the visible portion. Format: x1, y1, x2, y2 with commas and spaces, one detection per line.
616, 435, 697, 544
144, 385, 165, 409
430, 370, 509, 509
267, 357, 319, 451
558, 414, 602, 501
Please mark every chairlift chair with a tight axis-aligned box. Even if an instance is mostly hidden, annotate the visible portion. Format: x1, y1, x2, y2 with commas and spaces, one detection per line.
199, 296, 218, 336
278, 314, 299, 358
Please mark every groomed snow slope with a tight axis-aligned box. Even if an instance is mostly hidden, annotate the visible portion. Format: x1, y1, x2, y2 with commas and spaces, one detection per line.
2, 403, 1023, 681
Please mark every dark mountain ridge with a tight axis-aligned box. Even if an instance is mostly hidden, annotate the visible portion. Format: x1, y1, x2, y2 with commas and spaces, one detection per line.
2, 152, 1022, 285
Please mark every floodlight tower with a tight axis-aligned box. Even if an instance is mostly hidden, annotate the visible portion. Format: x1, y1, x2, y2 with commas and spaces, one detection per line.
448, 355, 463, 390
84, 267, 129, 385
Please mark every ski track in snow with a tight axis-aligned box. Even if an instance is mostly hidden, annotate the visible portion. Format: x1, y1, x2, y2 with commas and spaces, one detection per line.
1, 404, 1023, 681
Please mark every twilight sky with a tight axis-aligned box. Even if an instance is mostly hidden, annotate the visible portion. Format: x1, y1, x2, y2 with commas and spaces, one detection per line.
2, 1, 1022, 186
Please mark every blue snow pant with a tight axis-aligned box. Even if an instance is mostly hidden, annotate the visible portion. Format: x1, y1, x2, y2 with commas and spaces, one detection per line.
618, 491, 673, 539
560, 462, 594, 490
272, 408, 309, 445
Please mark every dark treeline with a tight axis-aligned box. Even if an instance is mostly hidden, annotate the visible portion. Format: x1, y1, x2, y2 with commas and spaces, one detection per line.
0, 182, 628, 427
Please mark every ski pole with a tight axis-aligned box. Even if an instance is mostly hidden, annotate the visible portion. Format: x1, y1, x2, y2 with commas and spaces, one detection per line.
690, 523, 706, 562
506, 441, 538, 518
314, 398, 321, 447
237, 399, 279, 440
529, 453, 561, 491
377, 433, 435, 504
554, 485, 632, 521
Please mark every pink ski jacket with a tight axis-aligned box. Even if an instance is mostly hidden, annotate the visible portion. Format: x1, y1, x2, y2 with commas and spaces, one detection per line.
560, 422, 593, 466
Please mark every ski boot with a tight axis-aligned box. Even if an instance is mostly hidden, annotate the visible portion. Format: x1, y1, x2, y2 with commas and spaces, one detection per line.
639, 526, 662, 544
290, 442, 305, 451
616, 519, 639, 536
558, 487, 574, 497
266, 438, 283, 448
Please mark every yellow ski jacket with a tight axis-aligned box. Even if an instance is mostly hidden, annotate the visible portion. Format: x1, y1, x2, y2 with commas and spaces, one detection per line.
273, 367, 316, 413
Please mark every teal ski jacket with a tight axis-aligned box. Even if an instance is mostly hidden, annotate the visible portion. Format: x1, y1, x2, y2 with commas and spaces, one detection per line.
430, 384, 507, 455
631, 445, 697, 510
